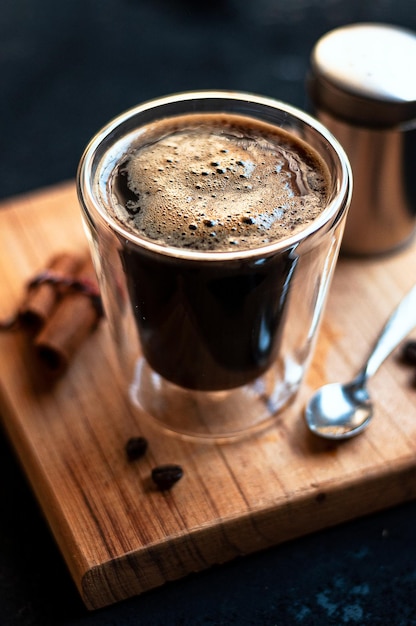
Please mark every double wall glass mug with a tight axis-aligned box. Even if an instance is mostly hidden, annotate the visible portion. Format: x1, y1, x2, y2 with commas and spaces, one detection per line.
77, 91, 352, 440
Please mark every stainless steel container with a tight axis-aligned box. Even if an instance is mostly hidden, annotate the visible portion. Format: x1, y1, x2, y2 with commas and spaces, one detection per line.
309, 23, 416, 256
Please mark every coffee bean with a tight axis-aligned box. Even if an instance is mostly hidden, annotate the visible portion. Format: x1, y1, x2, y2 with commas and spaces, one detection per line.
151, 464, 183, 490
401, 340, 416, 366
125, 436, 148, 461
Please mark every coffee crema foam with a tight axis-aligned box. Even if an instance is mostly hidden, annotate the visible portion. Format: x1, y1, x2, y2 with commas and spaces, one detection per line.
110, 113, 330, 251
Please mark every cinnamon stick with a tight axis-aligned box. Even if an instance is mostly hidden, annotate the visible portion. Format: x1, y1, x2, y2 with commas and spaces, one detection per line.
34, 257, 102, 375
19, 252, 85, 332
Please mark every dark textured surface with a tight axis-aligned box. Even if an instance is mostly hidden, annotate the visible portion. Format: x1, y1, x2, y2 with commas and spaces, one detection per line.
1, 1, 416, 624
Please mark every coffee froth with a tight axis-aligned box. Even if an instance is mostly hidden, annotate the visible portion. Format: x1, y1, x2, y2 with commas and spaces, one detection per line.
110, 114, 329, 251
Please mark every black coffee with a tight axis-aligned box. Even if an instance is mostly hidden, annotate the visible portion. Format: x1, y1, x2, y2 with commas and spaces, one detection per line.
108, 114, 329, 391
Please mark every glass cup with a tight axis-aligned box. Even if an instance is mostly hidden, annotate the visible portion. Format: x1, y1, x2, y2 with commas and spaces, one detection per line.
77, 91, 352, 440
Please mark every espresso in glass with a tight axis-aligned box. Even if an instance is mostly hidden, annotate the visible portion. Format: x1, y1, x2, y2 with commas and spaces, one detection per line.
109, 113, 329, 391
78, 92, 351, 439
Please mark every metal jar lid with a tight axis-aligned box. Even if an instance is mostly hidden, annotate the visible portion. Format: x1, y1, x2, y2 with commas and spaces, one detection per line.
309, 23, 416, 127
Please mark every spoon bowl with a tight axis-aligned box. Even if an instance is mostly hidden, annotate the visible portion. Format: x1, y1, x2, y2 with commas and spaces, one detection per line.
305, 284, 416, 440
305, 379, 371, 440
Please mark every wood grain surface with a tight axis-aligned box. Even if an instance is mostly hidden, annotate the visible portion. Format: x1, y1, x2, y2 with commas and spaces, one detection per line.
1, 182, 416, 610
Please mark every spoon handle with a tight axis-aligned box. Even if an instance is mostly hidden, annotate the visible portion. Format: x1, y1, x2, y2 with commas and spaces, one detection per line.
360, 284, 416, 382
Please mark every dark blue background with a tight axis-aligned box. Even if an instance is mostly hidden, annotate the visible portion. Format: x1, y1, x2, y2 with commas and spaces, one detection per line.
1, 1, 416, 624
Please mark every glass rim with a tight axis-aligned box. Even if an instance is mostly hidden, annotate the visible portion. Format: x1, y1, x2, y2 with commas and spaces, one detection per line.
77, 89, 352, 261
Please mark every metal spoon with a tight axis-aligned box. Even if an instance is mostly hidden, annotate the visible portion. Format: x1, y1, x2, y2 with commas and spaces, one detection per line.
305, 284, 416, 440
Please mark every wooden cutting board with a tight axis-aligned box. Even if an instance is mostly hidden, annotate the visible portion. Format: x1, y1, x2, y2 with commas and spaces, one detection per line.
1, 181, 416, 610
